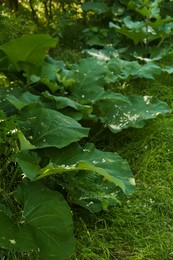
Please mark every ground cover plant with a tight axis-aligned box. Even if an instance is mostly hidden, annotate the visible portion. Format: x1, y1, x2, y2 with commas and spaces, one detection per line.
0, 0, 173, 259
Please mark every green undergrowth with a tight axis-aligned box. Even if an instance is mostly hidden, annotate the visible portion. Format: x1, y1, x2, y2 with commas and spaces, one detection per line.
1, 115, 172, 257
1, 40, 173, 259
69, 72, 173, 259
71, 114, 173, 260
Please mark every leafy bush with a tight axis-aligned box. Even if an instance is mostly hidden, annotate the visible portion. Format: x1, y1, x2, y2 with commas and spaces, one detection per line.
0, 34, 171, 259
82, 0, 173, 58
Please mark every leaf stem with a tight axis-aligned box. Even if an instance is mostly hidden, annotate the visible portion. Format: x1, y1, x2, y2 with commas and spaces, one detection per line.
8, 167, 20, 191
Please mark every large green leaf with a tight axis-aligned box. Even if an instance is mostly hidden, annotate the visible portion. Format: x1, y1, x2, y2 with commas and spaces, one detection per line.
94, 93, 171, 133
44, 143, 135, 193
0, 34, 57, 72
18, 105, 89, 149
70, 57, 107, 102
0, 181, 75, 259
0, 211, 36, 251
16, 143, 135, 212
61, 171, 123, 213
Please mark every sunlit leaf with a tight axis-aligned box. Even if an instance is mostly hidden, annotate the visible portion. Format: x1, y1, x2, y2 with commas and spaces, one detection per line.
0, 34, 57, 72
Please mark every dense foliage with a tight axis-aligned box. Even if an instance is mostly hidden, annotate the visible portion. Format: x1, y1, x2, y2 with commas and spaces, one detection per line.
0, 0, 173, 259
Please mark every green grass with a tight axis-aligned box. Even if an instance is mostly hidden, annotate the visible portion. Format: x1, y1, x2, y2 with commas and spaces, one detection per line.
69, 73, 173, 260
71, 115, 173, 260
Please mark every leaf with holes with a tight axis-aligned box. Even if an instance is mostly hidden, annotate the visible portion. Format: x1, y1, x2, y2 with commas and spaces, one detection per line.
18, 105, 89, 149
70, 57, 107, 102
95, 94, 171, 133
16, 143, 135, 212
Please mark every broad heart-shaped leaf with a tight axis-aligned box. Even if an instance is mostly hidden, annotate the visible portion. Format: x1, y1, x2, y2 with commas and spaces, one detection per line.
18, 105, 89, 149
0, 34, 57, 72
0, 181, 75, 259
70, 57, 107, 103
41, 143, 135, 210
94, 93, 171, 133
16, 143, 135, 212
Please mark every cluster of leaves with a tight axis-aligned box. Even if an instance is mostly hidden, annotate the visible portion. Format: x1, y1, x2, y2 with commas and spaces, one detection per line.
0, 33, 171, 259
82, 0, 173, 55
110, 0, 173, 48
81, 0, 173, 103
